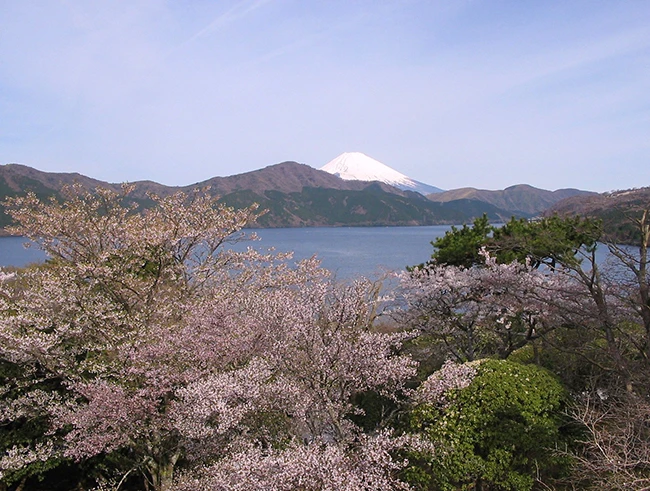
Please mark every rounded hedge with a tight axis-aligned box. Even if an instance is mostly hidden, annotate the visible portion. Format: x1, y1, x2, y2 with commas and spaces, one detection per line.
407, 359, 570, 491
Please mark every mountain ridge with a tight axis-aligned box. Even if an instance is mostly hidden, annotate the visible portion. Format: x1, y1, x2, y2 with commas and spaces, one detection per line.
196, 161, 417, 197
426, 184, 596, 216
0, 162, 592, 231
546, 186, 650, 244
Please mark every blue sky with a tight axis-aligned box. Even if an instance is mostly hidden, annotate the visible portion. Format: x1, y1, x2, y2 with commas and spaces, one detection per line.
1, 1, 649, 192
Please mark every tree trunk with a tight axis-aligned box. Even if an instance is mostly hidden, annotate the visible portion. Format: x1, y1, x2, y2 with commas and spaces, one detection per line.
637, 211, 650, 363
152, 463, 175, 491
14, 477, 27, 491
147, 454, 179, 491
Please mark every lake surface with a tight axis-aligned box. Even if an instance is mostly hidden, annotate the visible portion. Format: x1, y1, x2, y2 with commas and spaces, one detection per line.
2, 227, 644, 284
0, 226, 452, 279
0, 236, 52, 268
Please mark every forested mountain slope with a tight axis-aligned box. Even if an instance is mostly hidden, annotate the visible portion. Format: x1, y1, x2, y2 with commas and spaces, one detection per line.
427, 184, 595, 216
1, 162, 520, 230
547, 186, 650, 243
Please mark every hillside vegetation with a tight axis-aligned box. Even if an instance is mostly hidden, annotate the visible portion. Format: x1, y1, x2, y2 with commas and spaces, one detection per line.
427, 184, 595, 216
547, 186, 650, 244
1, 163, 540, 231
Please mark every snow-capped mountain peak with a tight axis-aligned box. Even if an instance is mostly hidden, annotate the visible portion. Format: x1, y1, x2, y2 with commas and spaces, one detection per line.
320, 152, 442, 195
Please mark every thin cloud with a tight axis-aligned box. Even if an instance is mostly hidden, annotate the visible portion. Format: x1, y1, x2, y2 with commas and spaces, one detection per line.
180, 0, 274, 47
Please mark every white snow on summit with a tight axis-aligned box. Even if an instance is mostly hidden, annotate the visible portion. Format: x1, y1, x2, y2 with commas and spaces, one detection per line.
321, 152, 442, 195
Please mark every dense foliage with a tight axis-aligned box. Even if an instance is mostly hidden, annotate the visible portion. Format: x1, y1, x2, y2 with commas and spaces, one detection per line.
403, 208, 650, 490
407, 360, 569, 491
1, 186, 649, 490
0, 186, 416, 490
423, 214, 601, 269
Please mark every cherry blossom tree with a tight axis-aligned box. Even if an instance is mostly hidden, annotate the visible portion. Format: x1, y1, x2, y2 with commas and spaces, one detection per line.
168, 274, 417, 489
1, 185, 417, 490
522, 210, 650, 393
395, 251, 568, 362
174, 431, 415, 491
0, 185, 269, 488
419, 210, 650, 392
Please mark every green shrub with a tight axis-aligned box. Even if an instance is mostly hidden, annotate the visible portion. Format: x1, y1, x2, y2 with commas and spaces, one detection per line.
407, 359, 571, 490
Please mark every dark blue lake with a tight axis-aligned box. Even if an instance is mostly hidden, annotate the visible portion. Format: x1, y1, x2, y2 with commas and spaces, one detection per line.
0, 226, 452, 279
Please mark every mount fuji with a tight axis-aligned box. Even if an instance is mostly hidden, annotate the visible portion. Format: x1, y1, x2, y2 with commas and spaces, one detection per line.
321, 152, 443, 195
